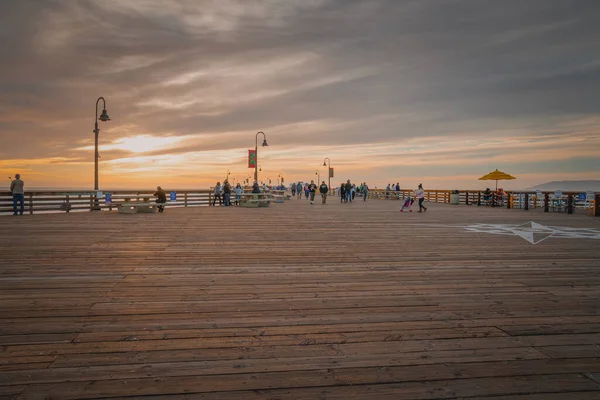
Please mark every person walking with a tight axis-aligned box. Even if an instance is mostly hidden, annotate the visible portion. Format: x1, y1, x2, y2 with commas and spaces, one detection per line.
223, 180, 232, 206
212, 182, 222, 206
308, 180, 317, 204
319, 181, 329, 204
291, 183, 296, 198
10, 174, 25, 216
340, 182, 346, 203
415, 183, 427, 212
345, 180, 353, 203
304, 183, 310, 200
351, 184, 357, 201
296, 182, 303, 199
362, 182, 369, 201
153, 186, 167, 212
235, 183, 243, 205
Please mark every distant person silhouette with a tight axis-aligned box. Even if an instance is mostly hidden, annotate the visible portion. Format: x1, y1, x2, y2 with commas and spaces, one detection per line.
10, 174, 24, 216
153, 186, 166, 213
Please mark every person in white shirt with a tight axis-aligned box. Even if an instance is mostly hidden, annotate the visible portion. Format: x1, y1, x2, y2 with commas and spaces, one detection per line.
415, 183, 427, 212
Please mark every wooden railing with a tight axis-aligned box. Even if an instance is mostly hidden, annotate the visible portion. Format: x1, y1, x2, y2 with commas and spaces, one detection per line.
2, 188, 599, 216
362, 189, 599, 216
0, 190, 214, 215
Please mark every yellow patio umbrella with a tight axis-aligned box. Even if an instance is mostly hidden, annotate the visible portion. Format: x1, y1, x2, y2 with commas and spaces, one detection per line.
479, 169, 516, 190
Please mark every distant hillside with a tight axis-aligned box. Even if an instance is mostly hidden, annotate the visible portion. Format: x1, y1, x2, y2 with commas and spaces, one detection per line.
527, 180, 600, 192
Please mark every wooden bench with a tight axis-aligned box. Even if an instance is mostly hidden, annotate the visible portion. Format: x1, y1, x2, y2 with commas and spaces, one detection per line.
239, 194, 273, 208
118, 201, 167, 214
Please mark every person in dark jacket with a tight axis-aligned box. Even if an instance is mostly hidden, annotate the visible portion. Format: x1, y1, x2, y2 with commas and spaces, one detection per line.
153, 186, 167, 213
340, 182, 346, 203
345, 180, 352, 203
223, 180, 232, 206
252, 181, 261, 193
319, 181, 329, 204
308, 180, 317, 204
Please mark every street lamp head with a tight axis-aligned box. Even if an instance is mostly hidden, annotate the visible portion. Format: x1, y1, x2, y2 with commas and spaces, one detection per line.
99, 109, 110, 122
323, 162, 327, 166
261, 139, 268, 147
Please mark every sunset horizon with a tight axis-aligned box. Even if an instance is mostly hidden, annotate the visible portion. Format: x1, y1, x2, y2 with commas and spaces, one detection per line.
1, 1, 599, 190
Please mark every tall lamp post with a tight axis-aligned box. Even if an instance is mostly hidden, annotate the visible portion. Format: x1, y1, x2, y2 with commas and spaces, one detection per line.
94, 97, 111, 191
226, 169, 231, 182
315, 169, 320, 185
323, 157, 331, 193
254, 131, 268, 183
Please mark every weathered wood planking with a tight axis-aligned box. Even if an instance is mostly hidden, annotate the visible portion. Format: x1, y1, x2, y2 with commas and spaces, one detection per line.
1, 199, 599, 399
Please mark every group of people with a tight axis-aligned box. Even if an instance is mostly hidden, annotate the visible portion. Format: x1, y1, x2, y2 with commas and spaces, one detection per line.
211, 180, 247, 206
8, 173, 429, 215
482, 187, 506, 207
291, 181, 330, 204
385, 183, 402, 198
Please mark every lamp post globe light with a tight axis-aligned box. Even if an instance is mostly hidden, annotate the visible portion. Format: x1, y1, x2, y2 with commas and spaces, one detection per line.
254, 131, 268, 183
94, 97, 110, 191
323, 157, 331, 194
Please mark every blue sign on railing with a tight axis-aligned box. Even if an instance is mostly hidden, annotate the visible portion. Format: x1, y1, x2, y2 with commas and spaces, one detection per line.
578, 193, 586, 202
105, 193, 112, 204
170, 191, 177, 202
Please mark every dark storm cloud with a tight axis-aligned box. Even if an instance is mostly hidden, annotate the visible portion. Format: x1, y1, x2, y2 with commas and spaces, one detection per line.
1, 0, 600, 159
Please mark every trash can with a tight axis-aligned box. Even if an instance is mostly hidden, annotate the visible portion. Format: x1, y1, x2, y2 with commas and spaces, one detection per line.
450, 190, 460, 205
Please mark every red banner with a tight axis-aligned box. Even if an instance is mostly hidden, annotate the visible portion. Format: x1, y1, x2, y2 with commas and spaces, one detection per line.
248, 150, 256, 168
329, 167, 334, 178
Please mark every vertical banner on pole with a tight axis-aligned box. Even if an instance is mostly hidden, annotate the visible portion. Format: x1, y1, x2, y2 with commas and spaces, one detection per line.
329, 168, 334, 178
248, 150, 256, 168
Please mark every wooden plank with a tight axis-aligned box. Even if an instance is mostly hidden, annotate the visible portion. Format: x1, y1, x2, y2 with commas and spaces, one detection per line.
1, 200, 600, 398
15, 374, 600, 400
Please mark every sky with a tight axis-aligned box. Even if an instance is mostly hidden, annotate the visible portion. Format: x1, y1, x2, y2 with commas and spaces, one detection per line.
1, 0, 599, 190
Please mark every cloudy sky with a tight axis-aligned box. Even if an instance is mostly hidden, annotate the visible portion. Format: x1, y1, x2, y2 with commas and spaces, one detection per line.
1, 0, 599, 189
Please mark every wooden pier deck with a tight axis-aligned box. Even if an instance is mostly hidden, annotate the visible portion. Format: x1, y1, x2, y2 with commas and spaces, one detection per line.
1, 199, 600, 399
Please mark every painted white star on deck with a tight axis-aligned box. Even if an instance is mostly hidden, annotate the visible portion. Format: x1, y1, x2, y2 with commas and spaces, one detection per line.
464, 222, 600, 245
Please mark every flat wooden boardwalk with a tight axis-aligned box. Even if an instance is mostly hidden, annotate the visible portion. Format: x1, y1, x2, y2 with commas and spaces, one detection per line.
1, 199, 600, 399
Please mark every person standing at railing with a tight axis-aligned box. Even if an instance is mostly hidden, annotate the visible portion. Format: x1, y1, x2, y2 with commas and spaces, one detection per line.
212, 182, 223, 206
10, 174, 25, 216
153, 186, 166, 213
415, 184, 427, 212
252, 181, 261, 194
